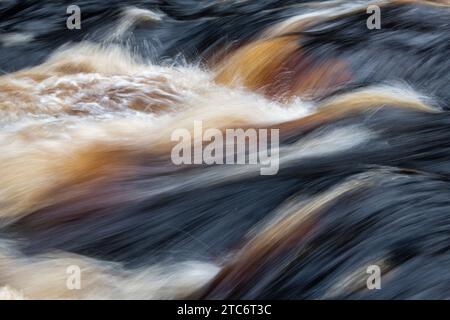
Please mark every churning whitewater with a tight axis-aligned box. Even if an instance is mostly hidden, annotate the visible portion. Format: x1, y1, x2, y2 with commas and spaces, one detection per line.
0, 0, 449, 299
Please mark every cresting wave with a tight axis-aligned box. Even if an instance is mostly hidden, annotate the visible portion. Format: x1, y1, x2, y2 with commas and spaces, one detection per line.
0, 0, 449, 299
